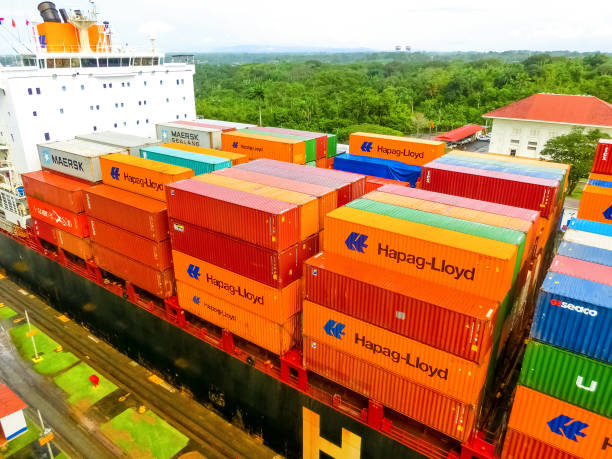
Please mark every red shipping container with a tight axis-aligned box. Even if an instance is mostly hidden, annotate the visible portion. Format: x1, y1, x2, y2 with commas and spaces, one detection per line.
169, 219, 318, 289
32, 218, 57, 244
303, 337, 478, 442
84, 185, 168, 241
421, 162, 558, 217
549, 254, 612, 286
27, 196, 89, 237
92, 242, 174, 298
592, 139, 612, 175
365, 176, 409, 192
21, 170, 89, 213
501, 429, 579, 459
167, 180, 300, 251
88, 217, 172, 270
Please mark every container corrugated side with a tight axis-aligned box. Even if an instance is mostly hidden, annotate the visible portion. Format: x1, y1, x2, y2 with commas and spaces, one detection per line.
531, 272, 612, 363
557, 241, 612, 267
166, 180, 301, 251
502, 429, 579, 459
169, 219, 318, 289
507, 385, 611, 459
32, 218, 57, 243
221, 130, 306, 164
567, 218, 612, 237
254, 127, 327, 159
326, 135, 337, 158
88, 218, 172, 270
76, 131, 159, 157
304, 252, 498, 363
303, 337, 478, 442
92, 243, 174, 298
27, 196, 89, 237
592, 139, 612, 175
176, 281, 299, 355
563, 228, 612, 251
21, 170, 88, 213
55, 229, 93, 260
139, 145, 231, 175
577, 184, 612, 224
550, 254, 612, 286
172, 250, 301, 323
520, 340, 611, 417
171, 120, 237, 132
588, 172, 612, 187
365, 176, 409, 192
192, 119, 256, 130
349, 132, 445, 167
83, 185, 168, 241
324, 206, 516, 300
240, 128, 317, 163
156, 122, 222, 149
161, 143, 248, 165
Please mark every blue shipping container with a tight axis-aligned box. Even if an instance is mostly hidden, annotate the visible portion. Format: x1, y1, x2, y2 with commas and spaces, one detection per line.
588, 179, 612, 188
531, 272, 612, 363
557, 241, 612, 267
333, 153, 420, 186
567, 218, 612, 237
140, 145, 231, 175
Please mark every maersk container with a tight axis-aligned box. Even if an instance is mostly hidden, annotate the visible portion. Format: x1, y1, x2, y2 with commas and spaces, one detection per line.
520, 340, 611, 417
566, 218, 612, 237
27, 196, 89, 237
139, 145, 231, 175
502, 428, 579, 459
76, 131, 159, 157
592, 138, 612, 174
333, 153, 421, 186
37, 139, 127, 182
240, 128, 317, 163
557, 241, 612, 267
563, 228, 612, 251
531, 272, 612, 363
550, 254, 612, 286
156, 122, 222, 149
254, 127, 328, 159
21, 170, 88, 213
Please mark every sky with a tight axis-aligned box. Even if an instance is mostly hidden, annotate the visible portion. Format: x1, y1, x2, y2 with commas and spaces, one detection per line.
3, 0, 612, 53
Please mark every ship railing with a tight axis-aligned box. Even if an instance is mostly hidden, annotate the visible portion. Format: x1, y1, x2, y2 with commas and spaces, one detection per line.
166, 54, 194, 65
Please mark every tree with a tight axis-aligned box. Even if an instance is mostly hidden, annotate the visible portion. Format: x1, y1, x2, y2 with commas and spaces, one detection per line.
540, 128, 611, 195
246, 83, 266, 126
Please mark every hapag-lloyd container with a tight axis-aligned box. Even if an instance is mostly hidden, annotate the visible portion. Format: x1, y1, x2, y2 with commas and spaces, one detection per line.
92, 242, 174, 298
349, 132, 445, 167
588, 172, 612, 188
193, 173, 319, 240
221, 130, 306, 164
240, 128, 317, 163
507, 385, 612, 459
83, 185, 169, 241
100, 154, 194, 202
56, 229, 93, 260
550, 254, 612, 286
577, 184, 612, 224
76, 131, 159, 157
27, 196, 89, 237
212, 168, 338, 230
557, 241, 612, 267
502, 429, 580, 459
324, 206, 517, 300
140, 145, 231, 176
161, 143, 248, 165
302, 337, 478, 442
254, 127, 328, 159
421, 162, 558, 217
304, 252, 499, 363
88, 218, 172, 270
169, 219, 318, 289
176, 281, 299, 355
21, 170, 89, 213
531, 272, 612, 363
563, 228, 612, 251
37, 139, 126, 182
172, 250, 301, 323
593, 138, 612, 174
520, 340, 612, 417
303, 300, 491, 403
567, 218, 612, 237
32, 218, 57, 243
166, 180, 300, 251
156, 122, 222, 149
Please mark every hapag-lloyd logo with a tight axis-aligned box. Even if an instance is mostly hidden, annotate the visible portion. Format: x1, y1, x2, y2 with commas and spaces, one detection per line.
550, 299, 598, 317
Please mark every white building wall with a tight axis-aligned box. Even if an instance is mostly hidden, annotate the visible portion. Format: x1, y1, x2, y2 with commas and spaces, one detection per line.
0, 410, 27, 440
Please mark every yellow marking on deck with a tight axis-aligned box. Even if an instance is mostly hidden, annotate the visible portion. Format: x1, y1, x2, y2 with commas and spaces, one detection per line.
0, 273, 5, 279
148, 374, 164, 385
18, 289, 28, 295
57, 315, 70, 323
13, 317, 24, 324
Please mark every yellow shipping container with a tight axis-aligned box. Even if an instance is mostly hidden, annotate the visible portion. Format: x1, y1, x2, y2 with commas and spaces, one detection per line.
161, 142, 249, 165
221, 131, 305, 164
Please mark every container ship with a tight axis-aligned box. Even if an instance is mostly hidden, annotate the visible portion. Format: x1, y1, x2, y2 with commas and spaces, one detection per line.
1, 3, 611, 459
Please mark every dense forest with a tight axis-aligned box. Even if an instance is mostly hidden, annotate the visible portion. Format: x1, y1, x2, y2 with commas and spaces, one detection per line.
193, 52, 612, 142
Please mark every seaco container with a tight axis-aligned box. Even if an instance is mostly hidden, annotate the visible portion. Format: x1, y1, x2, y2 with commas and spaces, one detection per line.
557, 241, 612, 267
531, 272, 612, 363
172, 250, 301, 323
139, 145, 231, 175
349, 132, 445, 167
166, 180, 300, 251
212, 167, 337, 231
83, 185, 169, 241
240, 128, 317, 163
502, 428, 580, 459
254, 127, 328, 159
577, 184, 612, 224
221, 130, 306, 164
563, 228, 612, 251
92, 243, 174, 298
169, 219, 318, 289
160, 142, 248, 165
55, 229, 92, 260
550, 254, 612, 286
88, 218, 172, 270
324, 206, 517, 300
332, 153, 421, 187
421, 162, 558, 217
32, 218, 57, 243
567, 217, 612, 237
27, 196, 89, 237
304, 252, 498, 363
303, 337, 478, 442
76, 131, 159, 157
37, 139, 126, 182
193, 174, 319, 240
303, 300, 491, 404
592, 138, 612, 174
156, 122, 222, 149
99, 154, 194, 202
21, 170, 88, 213
176, 281, 299, 355
520, 340, 611, 417
507, 385, 611, 459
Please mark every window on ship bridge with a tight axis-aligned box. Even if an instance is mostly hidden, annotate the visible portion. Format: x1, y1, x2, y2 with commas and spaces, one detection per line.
44, 133, 50, 141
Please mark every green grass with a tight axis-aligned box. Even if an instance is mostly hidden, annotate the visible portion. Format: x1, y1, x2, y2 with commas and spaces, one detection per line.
0, 305, 17, 319
53, 362, 118, 410
101, 408, 189, 459
569, 179, 587, 200
9, 324, 79, 375
2, 417, 41, 458
54, 452, 69, 459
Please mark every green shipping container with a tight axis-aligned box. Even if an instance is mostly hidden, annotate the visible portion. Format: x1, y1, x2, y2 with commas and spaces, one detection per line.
239, 128, 317, 163
326, 134, 338, 158
139, 146, 231, 176
520, 340, 611, 417
305, 161, 316, 167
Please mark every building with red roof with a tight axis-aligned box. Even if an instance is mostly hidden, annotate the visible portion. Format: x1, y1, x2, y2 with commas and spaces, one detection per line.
0, 384, 27, 445
483, 93, 612, 158
433, 124, 486, 143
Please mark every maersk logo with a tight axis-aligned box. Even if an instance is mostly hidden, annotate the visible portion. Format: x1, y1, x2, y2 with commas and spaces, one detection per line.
161, 129, 169, 141
110, 167, 120, 180
324, 320, 345, 339
42, 150, 51, 165
547, 415, 588, 442
187, 264, 201, 280
49, 154, 84, 171
232, 141, 238, 149
345, 232, 368, 252
550, 299, 597, 317
360, 141, 373, 153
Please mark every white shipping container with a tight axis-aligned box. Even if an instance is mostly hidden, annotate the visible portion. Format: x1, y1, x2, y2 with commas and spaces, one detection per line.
76, 131, 160, 157
563, 228, 612, 251
156, 122, 222, 149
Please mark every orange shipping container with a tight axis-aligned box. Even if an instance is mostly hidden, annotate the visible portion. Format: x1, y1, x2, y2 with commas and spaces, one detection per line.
508, 385, 612, 459
349, 132, 445, 167
161, 142, 249, 165
324, 206, 517, 300
55, 229, 93, 260
194, 174, 319, 240
502, 429, 580, 459
27, 196, 89, 237
99, 154, 194, 201
221, 131, 306, 164
172, 250, 301, 323
577, 184, 612, 224
303, 300, 490, 404
176, 281, 299, 355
